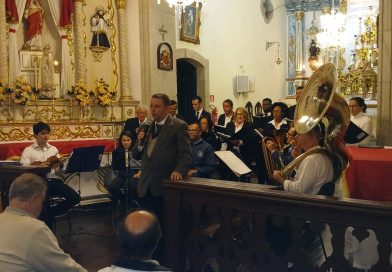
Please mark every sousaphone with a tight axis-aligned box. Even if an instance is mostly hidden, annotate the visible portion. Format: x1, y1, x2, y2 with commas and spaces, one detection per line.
281, 63, 350, 184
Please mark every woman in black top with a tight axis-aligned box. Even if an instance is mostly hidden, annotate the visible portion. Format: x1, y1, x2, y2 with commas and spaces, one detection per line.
226, 107, 254, 166
263, 102, 290, 148
105, 130, 141, 203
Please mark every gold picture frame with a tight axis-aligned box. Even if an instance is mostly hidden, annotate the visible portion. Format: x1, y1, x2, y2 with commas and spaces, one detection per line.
180, 2, 202, 44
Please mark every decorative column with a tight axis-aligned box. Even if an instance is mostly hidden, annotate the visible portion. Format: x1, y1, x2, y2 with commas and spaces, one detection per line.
0, 2, 8, 84
73, 0, 87, 83
116, 0, 132, 101
295, 11, 305, 78
377, 0, 392, 146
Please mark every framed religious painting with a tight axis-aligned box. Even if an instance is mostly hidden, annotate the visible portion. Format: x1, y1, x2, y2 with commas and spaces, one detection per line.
157, 42, 173, 70
180, 2, 202, 44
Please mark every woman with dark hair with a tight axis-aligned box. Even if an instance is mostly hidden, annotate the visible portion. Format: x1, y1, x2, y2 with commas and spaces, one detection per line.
263, 102, 290, 148
105, 130, 141, 205
349, 97, 373, 145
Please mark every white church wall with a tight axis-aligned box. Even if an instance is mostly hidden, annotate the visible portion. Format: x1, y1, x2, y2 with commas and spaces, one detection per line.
175, 0, 288, 111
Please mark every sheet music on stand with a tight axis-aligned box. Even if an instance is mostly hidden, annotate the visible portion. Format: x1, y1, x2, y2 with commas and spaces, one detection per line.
215, 151, 252, 177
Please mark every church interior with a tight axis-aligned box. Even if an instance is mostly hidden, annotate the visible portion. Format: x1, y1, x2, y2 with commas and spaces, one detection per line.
1, 0, 392, 271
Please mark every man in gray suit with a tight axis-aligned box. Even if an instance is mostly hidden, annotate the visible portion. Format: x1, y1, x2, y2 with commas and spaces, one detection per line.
133, 93, 191, 218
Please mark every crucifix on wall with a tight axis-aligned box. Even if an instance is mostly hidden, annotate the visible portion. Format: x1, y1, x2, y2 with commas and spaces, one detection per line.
159, 24, 168, 41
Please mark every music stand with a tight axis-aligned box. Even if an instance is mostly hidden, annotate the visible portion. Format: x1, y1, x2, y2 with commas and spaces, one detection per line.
61, 145, 106, 237
65, 145, 105, 199
112, 150, 141, 212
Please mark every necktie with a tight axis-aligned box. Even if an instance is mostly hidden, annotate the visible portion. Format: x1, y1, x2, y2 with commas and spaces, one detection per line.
196, 111, 200, 119
152, 124, 162, 139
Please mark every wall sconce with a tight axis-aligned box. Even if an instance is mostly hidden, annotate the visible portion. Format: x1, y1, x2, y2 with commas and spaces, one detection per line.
266, 40, 283, 65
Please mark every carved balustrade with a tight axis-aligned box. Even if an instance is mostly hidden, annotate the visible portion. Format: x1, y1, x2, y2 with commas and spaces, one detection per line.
164, 178, 392, 271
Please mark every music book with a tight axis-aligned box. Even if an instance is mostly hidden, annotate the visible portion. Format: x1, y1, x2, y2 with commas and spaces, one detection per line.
214, 151, 252, 177
344, 121, 369, 144
213, 124, 226, 134
213, 124, 231, 140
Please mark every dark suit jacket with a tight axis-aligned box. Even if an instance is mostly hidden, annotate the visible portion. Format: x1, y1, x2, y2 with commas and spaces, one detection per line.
187, 109, 212, 124
123, 117, 142, 143
132, 115, 192, 197
225, 122, 256, 167
217, 113, 233, 127
286, 105, 296, 121
172, 114, 185, 121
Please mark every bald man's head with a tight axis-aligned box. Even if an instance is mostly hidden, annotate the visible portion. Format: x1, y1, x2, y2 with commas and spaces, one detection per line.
119, 210, 162, 260
124, 210, 157, 235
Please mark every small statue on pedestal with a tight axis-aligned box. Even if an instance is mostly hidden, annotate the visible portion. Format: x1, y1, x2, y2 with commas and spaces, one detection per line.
39, 44, 55, 99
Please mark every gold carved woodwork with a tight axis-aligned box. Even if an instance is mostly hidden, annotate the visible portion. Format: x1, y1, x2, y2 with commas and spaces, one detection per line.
0, 127, 34, 141
0, 122, 122, 142
295, 11, 304, 21
102, 124, 114, 137
115, 0, 127, 9
50, 125, 101, 140
108, 0, 119, 92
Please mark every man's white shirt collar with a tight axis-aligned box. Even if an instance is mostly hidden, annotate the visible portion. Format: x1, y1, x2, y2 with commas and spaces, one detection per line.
269, 118, 288, 127
32, 140, 51, 150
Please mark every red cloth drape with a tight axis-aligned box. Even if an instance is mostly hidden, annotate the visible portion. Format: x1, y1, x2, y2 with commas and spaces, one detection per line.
5, 0, 19, 23
60, 0, 74, 28
346, 147, 392, 202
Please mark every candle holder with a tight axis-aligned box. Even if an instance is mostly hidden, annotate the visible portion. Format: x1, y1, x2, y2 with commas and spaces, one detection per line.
110, 101, 115, 121
50, 91, 56, 122
34, 96, 39, 121
6, 93, 14, 121
69, 97, 74, 121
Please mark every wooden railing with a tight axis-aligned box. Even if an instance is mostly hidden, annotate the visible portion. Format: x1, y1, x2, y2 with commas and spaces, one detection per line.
163, 178, 392, 271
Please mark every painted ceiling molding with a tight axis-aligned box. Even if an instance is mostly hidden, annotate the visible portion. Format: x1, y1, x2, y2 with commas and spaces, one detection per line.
284, 0, 340, 13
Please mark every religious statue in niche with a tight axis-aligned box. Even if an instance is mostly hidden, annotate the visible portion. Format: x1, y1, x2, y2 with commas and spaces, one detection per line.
308, 39, 320, 71
39, 44, 55, 99
90, 5, 110, 58
23, 0, 44, 50
157, 42, 173, 71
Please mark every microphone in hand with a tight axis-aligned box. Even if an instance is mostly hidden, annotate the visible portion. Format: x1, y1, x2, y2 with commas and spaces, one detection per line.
137, 120, 151, 145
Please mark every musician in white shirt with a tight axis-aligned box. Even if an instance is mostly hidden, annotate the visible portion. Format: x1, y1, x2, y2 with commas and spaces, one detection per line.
20, 122, 79, 227
349, 97, 373, 145
272, 124, 333, 195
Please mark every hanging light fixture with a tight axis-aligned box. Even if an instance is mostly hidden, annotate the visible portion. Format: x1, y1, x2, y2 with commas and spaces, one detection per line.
157, 0, 206, 8
317, 7, 346, 49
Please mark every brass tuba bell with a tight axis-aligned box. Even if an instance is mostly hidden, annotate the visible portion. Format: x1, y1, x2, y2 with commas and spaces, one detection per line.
281, 63, 350, 183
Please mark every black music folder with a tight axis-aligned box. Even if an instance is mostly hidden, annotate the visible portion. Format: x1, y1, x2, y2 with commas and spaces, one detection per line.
214, 124, 231, 139
344, 121, 369, 144
65, 145, 105, 173
252, 115, 273, 129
